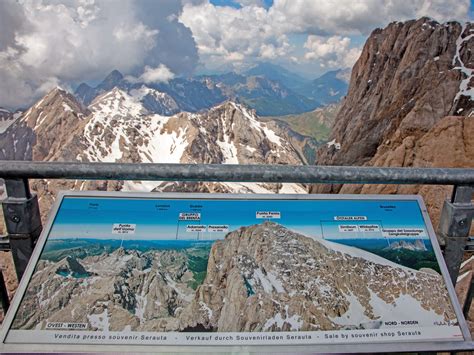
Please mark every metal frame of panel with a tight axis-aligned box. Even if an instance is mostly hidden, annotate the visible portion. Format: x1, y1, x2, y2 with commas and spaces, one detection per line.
0, 191, 473, 353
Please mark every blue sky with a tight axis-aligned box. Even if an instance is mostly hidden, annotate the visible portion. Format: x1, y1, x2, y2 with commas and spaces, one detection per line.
48, 197, 430, 242
210, 0, 274, 9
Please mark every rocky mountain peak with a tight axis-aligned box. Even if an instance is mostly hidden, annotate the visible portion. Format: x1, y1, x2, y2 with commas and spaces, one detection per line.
128, 85, 180, 116
75, 82, 96, 106
75, 70, 126, 106
181, 100, 305, 167
22, 87, 87, 124
101, 70, 124, 89
14, 87, 90, 161
314, 18, 474, 230
208, 100, 256, 120
179, 222, 456, 332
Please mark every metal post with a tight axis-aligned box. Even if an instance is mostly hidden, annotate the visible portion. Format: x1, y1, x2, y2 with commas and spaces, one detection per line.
1, 179, 42, 280
0, 271, 9, 313
439, 185, 474, 285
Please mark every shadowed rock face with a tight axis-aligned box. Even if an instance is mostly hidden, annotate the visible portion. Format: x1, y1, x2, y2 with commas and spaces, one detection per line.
313, 19, 474, 232
179, 222, 456, 332
317, 19, 472, 168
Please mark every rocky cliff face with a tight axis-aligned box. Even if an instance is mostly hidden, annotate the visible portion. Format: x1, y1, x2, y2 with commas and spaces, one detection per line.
336, 115, 473, 229
0, 111, 33, 161
318, 18, 472, 167
0, 107, 29, 161
180, 222, 456, 332
314, 18, 474, 230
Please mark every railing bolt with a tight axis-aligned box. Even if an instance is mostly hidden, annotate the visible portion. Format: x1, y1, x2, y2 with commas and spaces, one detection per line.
10, 215, 20, 223
459, 219, 466, 226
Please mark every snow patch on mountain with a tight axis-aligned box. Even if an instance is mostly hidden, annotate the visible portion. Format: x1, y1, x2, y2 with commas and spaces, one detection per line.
0, 114, 17, 134
368, 291, 445, 324
250, 268, 285, 294
452, 24, 474, 103
317, 238, 415, 271
87, 309, 110, 331
81, 88, 189, 163
217, 136, 239, 164
135, 293, 147, 324
199, 301, 213, 319
90, 88, 146, 118
222, 182, 307, 194
330, 291, 371, 327
62, 103, 73, 112
326, 138, 341, 150
263, 305, 303, 331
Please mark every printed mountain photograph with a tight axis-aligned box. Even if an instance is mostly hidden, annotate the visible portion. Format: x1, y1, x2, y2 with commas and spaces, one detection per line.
10, 197, 459, 334
0, 0, 473, 346
11, 225, 458, 332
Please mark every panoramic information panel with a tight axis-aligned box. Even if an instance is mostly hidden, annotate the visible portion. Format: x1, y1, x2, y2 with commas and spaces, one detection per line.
0, 192, 471, 352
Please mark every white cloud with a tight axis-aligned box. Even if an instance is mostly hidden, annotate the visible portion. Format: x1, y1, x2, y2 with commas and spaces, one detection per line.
0, 0, 198, 109
180, 0, 469, 72
179, 1, 291, 70
16, 2, 159, 79
270, 0, 470, 35
127, 64, 175, 84
304, 35, 362, 69
0, 0, 158, 108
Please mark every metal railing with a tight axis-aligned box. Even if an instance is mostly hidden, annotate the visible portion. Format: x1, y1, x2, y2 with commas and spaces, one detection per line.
0, 161, 473, 317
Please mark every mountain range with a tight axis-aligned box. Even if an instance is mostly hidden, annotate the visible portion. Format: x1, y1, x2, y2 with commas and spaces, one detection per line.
0, 83, 318, 217
73, 63, 349, 117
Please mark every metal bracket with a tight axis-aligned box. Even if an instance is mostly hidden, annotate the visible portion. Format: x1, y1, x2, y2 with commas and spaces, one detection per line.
0, 237, 10, 251
439, 185, 474, 285
1, 179, 42, 280
439, 201, 474, 239
2, 194, 41, 235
